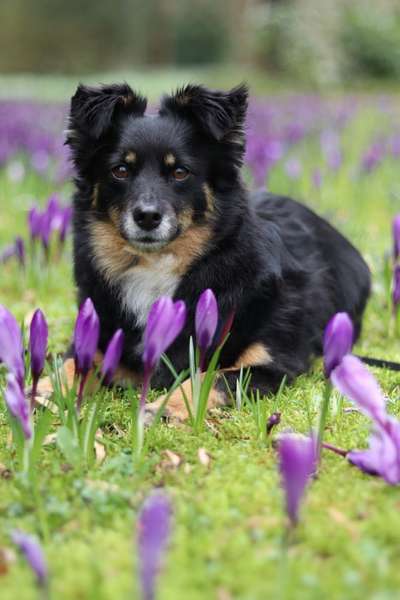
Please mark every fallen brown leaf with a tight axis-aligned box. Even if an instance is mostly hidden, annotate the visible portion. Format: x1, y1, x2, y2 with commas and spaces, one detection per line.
0, 463, 12, 480
198, 447, 212, 467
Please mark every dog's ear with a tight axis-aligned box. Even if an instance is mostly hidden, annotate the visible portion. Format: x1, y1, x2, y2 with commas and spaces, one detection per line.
159, 84, 248, 145
67, 83, 147, 141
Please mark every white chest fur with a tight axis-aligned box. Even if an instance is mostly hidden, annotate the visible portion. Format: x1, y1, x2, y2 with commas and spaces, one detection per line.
120, 253, 180, 327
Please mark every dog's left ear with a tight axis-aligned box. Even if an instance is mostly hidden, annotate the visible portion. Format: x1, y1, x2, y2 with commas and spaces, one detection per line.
159, 84, 248, 145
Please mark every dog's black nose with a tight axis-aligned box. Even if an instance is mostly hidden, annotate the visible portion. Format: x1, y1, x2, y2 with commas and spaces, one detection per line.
133, 206, 162, 231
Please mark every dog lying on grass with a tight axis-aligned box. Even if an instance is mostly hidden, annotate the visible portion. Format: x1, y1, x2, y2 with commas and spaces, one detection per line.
52, 82, 371, 420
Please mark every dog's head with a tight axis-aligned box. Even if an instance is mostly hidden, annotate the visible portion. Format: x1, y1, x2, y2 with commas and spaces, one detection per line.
67, 83, 248, 256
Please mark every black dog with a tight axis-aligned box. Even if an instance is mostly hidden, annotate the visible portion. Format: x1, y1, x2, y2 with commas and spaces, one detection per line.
66, 82, 370, 416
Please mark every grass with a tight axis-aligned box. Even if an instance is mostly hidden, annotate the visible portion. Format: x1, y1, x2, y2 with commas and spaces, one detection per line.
1, 89, 400, 600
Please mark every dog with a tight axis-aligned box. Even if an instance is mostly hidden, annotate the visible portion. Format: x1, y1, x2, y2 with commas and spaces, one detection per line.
63, 82, 371, 420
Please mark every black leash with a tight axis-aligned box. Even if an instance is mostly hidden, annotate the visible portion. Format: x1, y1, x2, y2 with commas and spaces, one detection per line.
356, 355, 400, 372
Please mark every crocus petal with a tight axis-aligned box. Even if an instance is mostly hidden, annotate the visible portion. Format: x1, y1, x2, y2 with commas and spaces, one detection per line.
11, 530, 48, 587
142, 297, 186, 373
29, 309, 48, 380
0, 304, 24, 385
393, 265, 400, 309
323, 312, 354, 376
4, 374, 32, 439
73, 298, 100, 376
348, 421, 400, 485
331, 355, 387, 425
278, 433, 316, 526
102, 329, 125, 385
195, 289, 218, 353
15, 237, 25, 267
137, 492, 172, 600
393, 214, 400, 260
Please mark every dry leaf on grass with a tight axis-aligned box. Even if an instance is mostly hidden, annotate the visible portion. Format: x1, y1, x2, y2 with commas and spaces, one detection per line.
198, 447, 212, 467
0, 548, 15, 576
157, 450, 183, 473
0, 463, 12, 479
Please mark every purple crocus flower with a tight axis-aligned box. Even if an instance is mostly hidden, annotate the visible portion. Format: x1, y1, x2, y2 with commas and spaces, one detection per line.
393, 265, 400, 312
142, 297, 186, 377
266, 411, 281, 435
361, 141, 385, 173
331, 354, 400, 484
28, 206, 42, 241
73, 298, 100, 410
0, 237, 25, 267
137, 492, 172, 600
347, 420, 400, 484
323, 312, 354, 377
393, 214, 400, 261
29, 309, 48, 406
11, 530, 48, 588
330, 355, 387, 426
74, 298, 100, 376
195, 289, 218, 370
284, 157, 302, 180
278, 433, 316, 526
0, 304, 24, 386
15, 237, 25, 267
4, 374, 32, 439
101, 329, 124, 386
59, 206, 73, 244
140, 297, 186, 417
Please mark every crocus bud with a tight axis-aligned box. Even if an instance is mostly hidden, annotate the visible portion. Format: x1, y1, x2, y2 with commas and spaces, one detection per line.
11, 530, 48, 588
15, 236, 25, 267
266, 411, 281, 436
142, 297, 186, 375
323, 312, 354, 377
137, 492, 172, 600
74, 298, 100, 377
101, 329, 124, 386
393, 214, 400, 261
278, 433, 316, 527
60, 206, 73, 244
0, 304, 24, 386
195, 289, 218, 369
29, 309, 48, 383
4, 374, 32, 439
28, 206, 42, 241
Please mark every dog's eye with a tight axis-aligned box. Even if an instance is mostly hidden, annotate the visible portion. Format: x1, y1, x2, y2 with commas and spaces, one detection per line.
112, 165, 129, 180
173, 167, 189, 181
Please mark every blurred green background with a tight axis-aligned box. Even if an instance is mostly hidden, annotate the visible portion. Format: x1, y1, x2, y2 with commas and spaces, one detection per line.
1, 0, 400, 100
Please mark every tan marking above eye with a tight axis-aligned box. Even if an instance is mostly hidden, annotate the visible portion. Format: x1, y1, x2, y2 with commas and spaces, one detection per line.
125, 151, 137, 164
164, 153, 176, 167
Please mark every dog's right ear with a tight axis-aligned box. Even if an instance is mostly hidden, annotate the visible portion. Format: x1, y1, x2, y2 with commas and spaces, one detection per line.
66, 83, 147, 142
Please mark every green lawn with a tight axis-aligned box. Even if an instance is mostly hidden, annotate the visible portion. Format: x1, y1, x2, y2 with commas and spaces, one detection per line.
1, 86, 400, 600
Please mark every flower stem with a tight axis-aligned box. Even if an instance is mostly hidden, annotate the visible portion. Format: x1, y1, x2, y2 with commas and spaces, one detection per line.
76, 374, 88, 413
321, 441, 347, 457
31, 378, 38, 412
317, 380, 332, 457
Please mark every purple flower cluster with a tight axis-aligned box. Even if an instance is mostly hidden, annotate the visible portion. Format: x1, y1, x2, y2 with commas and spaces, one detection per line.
28, 195, 72, 255
0, 100, 71, 182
